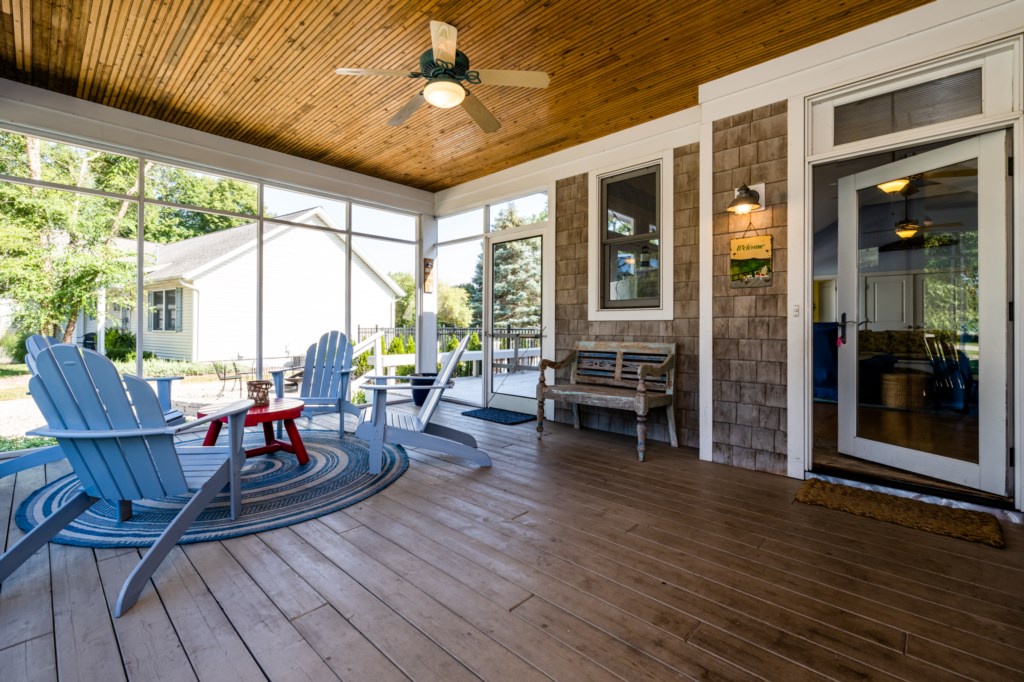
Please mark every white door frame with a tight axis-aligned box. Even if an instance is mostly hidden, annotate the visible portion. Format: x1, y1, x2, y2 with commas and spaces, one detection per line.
835, 132, 1009, 494
482, 224, 554, 414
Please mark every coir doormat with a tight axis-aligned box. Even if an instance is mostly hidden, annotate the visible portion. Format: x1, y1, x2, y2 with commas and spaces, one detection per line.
795, 478, 1005, 548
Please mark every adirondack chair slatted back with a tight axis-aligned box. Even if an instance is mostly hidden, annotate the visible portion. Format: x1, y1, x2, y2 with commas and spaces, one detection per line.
572, 341, 675, 393
418, 334, 470, 424
300, 331, 352, 400
25, 334, 60, 375
29, 345, 188, 501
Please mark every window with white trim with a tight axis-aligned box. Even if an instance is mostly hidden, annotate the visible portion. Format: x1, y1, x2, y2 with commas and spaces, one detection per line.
600, 164, 661, 309
149, 288, 179, 332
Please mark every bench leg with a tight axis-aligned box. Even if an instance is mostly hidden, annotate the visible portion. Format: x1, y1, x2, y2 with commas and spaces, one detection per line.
636, 413, 647, 462
572, 404, 580, 429
536, 395, 545, 439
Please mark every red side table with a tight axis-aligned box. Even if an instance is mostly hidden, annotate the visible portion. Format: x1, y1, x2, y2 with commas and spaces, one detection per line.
198, 397, 309, 465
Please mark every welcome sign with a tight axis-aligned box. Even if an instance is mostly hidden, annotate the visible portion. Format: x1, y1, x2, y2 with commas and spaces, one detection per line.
730, 235, 773, 288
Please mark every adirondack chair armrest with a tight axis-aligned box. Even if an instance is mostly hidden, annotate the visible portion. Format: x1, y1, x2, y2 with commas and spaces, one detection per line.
174, 399, 254, 434
333, 368, 356, 375
360, 380, 455, 392
28, 425, 178, 439
637, 356, 675, 381
28, 399, 253, 439
539, 350, 577, 373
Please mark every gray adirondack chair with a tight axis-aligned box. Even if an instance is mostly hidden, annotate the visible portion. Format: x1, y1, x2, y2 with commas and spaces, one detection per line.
26, 334, 184, 424
0, 344, 252, 616
270, 331, 359, 437
355, 334, 491, 474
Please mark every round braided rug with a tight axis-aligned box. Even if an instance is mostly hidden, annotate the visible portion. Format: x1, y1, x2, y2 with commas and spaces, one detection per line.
16, 432, 407, 547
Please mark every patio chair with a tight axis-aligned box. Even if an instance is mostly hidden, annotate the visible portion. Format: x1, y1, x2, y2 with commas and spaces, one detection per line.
270, 331, 359, 437
214, 360, 253, 396
26, 334, 184, 425
354, 334, 491, 474
0, 344, 252, 616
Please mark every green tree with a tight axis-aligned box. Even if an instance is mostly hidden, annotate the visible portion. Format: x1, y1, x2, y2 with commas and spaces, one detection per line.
438, 282, 472, 327
0, 133, 137, 339
0, 131, 258, 341
489, 206, 542, 328
389, 271, 416, 326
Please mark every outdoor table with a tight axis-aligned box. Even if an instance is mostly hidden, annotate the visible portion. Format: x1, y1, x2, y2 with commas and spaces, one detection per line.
198, 397, 309, 465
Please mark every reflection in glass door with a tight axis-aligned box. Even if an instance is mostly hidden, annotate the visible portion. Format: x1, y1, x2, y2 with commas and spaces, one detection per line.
484, 229, 543, 412
837, 132, 1009, 494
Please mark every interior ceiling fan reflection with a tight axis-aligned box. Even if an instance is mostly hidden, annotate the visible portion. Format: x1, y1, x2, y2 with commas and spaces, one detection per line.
334, 20, 550, 133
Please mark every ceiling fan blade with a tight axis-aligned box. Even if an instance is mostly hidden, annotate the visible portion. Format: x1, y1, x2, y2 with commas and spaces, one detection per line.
474, 69, 550, 88
430, 20, 458, 64
461, 93, 500, 133
388, 93, 426, 126
335, 68, 412, 78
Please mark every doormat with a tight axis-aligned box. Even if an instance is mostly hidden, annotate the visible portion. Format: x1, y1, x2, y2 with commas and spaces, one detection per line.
795, 478, 1005, 548
462, 407, 536, 425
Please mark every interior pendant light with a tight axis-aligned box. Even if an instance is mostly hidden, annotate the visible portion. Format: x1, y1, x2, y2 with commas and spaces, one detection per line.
422, 79, 466, 108
726, 184, 761, 215
877, 178, 910, 194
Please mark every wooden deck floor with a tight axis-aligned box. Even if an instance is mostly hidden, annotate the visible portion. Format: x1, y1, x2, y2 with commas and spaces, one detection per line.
2, 402, 1023, 681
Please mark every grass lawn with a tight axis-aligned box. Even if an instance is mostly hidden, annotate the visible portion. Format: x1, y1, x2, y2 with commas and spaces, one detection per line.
0, 363, 28, 378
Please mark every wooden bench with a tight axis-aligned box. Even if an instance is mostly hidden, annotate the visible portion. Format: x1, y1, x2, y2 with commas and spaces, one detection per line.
536, 340, 677, 461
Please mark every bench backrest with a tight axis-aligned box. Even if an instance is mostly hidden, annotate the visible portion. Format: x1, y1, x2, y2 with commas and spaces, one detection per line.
570, 341, 675, 393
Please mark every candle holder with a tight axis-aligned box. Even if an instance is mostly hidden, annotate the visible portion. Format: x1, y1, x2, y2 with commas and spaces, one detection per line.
246, 380, 271, 407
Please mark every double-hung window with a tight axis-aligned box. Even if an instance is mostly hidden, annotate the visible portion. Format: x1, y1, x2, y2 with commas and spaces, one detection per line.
600, 164, 661, 309
150, 289, 178, 331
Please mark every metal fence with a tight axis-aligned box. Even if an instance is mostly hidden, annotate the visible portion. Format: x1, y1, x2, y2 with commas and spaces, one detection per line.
357, 325, 542, 353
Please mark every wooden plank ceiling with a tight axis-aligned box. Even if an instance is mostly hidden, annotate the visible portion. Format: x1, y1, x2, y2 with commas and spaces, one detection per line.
0, 0, 932, 192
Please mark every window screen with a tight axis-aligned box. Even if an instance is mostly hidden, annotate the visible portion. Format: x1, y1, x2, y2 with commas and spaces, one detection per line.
834, 69, 982, 146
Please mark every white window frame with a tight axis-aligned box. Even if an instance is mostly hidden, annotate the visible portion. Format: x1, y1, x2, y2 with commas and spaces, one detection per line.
150, 288, 178, 332
587, 149, 674, 321
808, 39, 1018, 158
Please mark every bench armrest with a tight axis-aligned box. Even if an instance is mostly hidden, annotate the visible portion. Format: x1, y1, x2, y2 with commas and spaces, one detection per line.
637, 355, 675, 384
539, 350, 577, 373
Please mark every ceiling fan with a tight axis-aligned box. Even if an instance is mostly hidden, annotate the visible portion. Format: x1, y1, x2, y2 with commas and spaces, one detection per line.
334, 21, 550, 133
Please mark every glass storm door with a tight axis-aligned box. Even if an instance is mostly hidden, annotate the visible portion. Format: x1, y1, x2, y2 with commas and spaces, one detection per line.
483, 227, 544, 412
837, 131, 1009, 495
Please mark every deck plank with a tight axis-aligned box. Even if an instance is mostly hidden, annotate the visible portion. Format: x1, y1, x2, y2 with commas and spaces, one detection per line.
181, 541, 339, 682
149, 546, 265, 682
6, 404, 1023, 681
95, 549, 196, 682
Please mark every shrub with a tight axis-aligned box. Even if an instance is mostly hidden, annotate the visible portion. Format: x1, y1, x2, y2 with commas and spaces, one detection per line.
352, 389, 367, 405
0, 329, 32, 363
467, 332, 481, 351
405, 335, 415, 354
395, 365, 414, 376
0, 436, 55, 453
103, 327, 137, 361
386, 336, 406, 355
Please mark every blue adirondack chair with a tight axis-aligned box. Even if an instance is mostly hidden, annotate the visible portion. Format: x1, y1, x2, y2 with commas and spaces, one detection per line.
355, 334, 491, 474
0, 344, 252, 616
26, 334, 184, 424
270, 331, 359, 436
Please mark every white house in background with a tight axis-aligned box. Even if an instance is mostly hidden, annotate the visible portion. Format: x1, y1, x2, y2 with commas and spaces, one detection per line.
77, 207, 403, 361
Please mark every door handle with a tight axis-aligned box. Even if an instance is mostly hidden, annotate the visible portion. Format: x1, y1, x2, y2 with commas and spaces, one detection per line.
837, 313, 849, 346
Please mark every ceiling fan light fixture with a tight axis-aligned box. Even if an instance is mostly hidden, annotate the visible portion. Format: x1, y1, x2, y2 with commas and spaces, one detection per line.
895, 219, 919, 239
423, 79, 465, 108
877, 178, 910, 194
